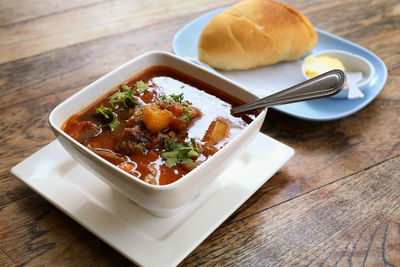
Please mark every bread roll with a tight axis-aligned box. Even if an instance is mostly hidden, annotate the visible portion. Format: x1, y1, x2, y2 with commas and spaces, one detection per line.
198, 0, 317, 70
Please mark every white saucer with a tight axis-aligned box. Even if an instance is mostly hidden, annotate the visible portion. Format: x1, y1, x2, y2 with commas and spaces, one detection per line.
11, 133, 294, 266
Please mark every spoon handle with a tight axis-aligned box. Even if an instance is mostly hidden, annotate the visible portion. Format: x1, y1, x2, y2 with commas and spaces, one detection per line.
232, 69, 346, 114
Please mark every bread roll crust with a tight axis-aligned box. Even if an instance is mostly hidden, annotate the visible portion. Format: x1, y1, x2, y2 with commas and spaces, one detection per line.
198, 0, 318, 70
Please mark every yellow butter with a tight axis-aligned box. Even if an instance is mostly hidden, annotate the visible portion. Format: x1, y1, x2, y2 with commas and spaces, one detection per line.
303, 55, 345, 78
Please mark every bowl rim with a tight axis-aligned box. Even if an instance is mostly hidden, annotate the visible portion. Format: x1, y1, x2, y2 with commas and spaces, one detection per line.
49, 51, 266, 191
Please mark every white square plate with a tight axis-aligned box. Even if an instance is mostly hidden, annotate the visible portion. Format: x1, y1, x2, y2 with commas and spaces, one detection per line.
11, 132, 293, 266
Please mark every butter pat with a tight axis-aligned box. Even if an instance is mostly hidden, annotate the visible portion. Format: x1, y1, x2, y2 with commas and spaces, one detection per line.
303, 55, 345, 78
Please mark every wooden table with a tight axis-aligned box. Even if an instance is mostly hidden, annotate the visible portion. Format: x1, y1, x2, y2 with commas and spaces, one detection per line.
1, 0, 399, 266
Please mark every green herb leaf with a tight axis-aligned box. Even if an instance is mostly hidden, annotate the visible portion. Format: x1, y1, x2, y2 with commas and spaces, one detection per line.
135, 81, 149, 93
109, 86, 137, 108
161, 93, 189, 106
95, 104, 119, 131
187, 149, 198, 158
166, 157, 178, 167
180, 158, 193, 164
181, 107, 191, 123
109, 91, 133, 108
170, 93, 184, 103
107, 115, 120, 132
161, 138, 199, 167
161, 150, 179, 158
121, 85, 131, 91
95, 104, 113, 119
108, 81, 148, 108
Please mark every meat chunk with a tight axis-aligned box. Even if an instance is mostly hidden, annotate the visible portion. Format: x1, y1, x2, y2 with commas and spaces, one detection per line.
188, 107, 200, 120
115, 126, 151, 155
126, 107, 143, 127
182, 161, 203, 172
148, 131, 175, 149
69, 121, 100, 143
169, 116, 187, 132
90, 147, 127, 164
168, 104, 200, 132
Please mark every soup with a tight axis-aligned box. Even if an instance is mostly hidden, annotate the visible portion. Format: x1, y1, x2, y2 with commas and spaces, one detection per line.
62, 66, 254, 185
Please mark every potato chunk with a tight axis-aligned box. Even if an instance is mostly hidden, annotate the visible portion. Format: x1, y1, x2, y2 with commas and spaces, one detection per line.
142, 103, 172, 133
203, 118, 230, 145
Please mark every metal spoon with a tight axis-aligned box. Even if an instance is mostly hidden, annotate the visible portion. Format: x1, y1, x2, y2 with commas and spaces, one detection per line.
232, 69, 346, 114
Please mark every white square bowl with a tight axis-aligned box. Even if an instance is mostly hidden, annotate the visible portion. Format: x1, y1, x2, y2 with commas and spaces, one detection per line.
49, 51, 267, 217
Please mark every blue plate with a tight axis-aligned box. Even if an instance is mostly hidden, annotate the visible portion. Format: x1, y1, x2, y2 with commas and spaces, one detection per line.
172, 8, 388, 121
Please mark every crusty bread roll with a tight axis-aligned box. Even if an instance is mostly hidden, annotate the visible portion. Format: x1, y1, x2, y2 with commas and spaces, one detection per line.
198, 0, 318, 70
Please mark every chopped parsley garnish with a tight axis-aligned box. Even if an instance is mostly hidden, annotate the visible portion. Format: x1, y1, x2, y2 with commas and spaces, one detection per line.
161, 138, 199, 166
161, 93, 189, 106
169, 93, 185, 103
181, 107, 191, 123
109, 81, 148, 108
95, 104, 119, 131
121, 85, 131, 91
109, 85, 137, 108
135, 80, 149, 93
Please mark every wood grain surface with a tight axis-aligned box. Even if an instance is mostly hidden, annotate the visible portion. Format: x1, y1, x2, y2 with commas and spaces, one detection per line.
0, 0, 399, 266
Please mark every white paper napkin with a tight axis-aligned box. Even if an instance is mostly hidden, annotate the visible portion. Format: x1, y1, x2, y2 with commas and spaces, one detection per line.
346, 72, 364, 99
